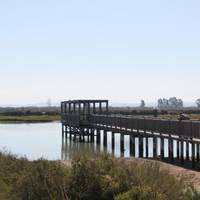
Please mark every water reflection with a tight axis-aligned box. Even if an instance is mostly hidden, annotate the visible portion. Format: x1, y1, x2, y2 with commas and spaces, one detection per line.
61, 129, 194, 160
61, 130, 169, 160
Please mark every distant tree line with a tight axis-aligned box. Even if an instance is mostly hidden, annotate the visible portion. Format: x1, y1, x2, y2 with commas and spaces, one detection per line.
0, 106, 60, 116
157, 97, 183, 109
157, 97, 200, 109
138, 97, 200, 110
196, 99, 200, 108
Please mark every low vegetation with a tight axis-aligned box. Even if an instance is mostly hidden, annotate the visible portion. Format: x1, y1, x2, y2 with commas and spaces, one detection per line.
0, 151, 200, 200
0, 114, 60, 123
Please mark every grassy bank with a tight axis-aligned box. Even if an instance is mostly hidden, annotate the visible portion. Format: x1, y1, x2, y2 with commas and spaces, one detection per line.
159, 114, 200, 121
0, 152, 199, 200
0, 114, 61, 123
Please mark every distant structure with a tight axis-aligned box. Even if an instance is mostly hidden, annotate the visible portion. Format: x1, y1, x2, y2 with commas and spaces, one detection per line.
196, 99, 200, 108
140, 100, 145, 108
47, 98, 52, 107
158, 97, 183, 109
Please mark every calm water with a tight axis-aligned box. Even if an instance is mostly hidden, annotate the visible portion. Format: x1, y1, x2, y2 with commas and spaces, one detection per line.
0, 122, 187, 160
0, 122, 62, 160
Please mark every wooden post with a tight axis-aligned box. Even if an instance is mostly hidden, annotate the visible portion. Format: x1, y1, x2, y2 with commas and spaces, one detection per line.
73, 103, 76, 113
79, 128, 83, 142
106, 101, 109, 114
91, 129, 94, 143
97, 129, 100, 144
139, 136, 143, 157
177, 140, 180, 159
160, 136, 164, 160
153, 136, 157, 158
78, 103, 81, 114
145, 136, 148, 158
112, 132, 115, 152
197, 143, 200, 163
180, 138, 184, 165
103, 130, 107, 148
120, 133, 124, 156
169, 137, 174, 162
192, 142, 195, 168
93, 102, 96, 113
74, 129, 77, 141
69, 126, 72, 140
87, 128, 90, 142
69, 103, 71, 113
88, 103, 90, 115
186, 141, 189, 161
99, 102, 102, 113
130, 135, 135, 157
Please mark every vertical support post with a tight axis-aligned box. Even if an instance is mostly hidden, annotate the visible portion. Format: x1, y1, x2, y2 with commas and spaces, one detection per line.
120, 133, 124, 156
78, 103, 81, 114
91, 129, 94, 143
96, 129, 100, 144
106, 101, 109, 114
88, 103, 90, 115
112, 132, 115, 152
79, 128, 82, 142
180, 138, 184, 165
145, 136, 148, 158
65, 125, 68, 138
93, 102, 96, 113
99, 102, 102, 113
103, 130, 107, 148
160, 136, 164, 159
177, 140, 180, 159
69, 126, 72, 140
153, 136, 157, 158
73, 103, 76, 113
82, 128, 86, 142
130, 135, 135, 157
169, 137, 174, 162
73, 128, 77, 141
139, 135, 143, 157
87, 128, 90, 142
192, 142, 195, 168
186, 141, 189, 161
197, 143, 200, 163
69, 103, 71, 113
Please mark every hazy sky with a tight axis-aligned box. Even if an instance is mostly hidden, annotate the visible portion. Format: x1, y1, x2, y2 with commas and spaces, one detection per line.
0, 0, 200, 105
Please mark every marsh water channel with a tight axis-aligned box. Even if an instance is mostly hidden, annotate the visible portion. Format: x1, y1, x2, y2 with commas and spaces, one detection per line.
0, 122, 192, 160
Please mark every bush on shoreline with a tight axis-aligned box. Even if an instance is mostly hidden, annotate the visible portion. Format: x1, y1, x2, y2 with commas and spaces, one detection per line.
0, 151, 199, 200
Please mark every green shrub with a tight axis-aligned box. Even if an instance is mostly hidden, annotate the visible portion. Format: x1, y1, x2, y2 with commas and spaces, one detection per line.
114, 186, 167, 200
13, 160, 70, 200
0, 151, 199, 200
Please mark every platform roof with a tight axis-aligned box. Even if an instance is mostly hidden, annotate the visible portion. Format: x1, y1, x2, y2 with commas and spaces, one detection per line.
61, 100, 108, 104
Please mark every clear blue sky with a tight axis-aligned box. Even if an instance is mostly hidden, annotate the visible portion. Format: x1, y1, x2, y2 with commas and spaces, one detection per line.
0, 0, 200, 105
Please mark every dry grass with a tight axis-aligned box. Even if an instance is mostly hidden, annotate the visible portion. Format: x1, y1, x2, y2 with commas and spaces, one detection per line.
0, 114, 60, 123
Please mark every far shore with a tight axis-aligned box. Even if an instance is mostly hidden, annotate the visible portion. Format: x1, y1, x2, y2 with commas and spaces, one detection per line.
0, 114, 61, 123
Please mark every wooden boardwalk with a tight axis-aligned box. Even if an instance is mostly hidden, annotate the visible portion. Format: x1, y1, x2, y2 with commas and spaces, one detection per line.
61, 100, 200, 169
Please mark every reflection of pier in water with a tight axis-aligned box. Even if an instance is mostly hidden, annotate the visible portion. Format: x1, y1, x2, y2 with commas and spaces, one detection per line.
61, 129, 172, 160
61, 100, 200, 169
